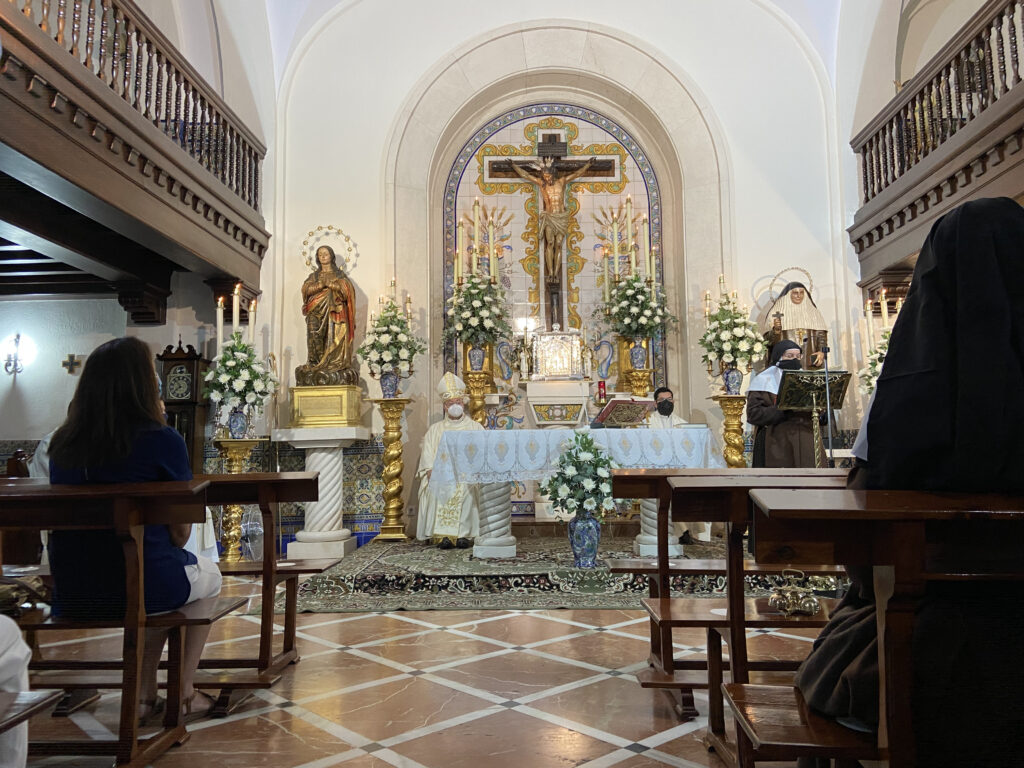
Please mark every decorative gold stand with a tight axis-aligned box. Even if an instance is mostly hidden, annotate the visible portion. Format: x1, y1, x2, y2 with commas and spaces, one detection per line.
372, 398, 411, 541
464, 371, 492, 425
711, 394, 747, 468
213, 438, 261, 562
623, 368, 653, 398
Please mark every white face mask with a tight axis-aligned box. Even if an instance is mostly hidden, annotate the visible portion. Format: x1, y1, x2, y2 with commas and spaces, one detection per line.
446, 403, 464, 419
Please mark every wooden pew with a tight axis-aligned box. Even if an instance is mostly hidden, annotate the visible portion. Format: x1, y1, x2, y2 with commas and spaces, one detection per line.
197, 472, 334, 712
723, 488, 1024, 768
0, 477, 236, 766
609, 468, 846, 728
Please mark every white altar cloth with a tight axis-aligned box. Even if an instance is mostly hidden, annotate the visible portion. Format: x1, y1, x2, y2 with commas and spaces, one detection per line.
431, 425, 723, 492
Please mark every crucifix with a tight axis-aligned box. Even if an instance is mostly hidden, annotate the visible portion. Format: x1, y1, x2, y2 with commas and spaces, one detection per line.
61, 354, 81, 374
490, 134, 614, 328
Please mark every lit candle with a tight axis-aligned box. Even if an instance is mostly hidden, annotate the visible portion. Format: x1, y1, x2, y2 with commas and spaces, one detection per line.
473, 198, 481, 275
865, 298, 875, 348
231, 283, 241, 338
625, 196, 634, 273
602, 245, 610, 302
719, 274, 726, 293
216, 296, 224, 350
520, 334, 529, 380
642, 215, 650, 277
489, 218, 496, 282
894, 297, 904, 322
879, 289, 889, 328
456, 223, 464, 283
611, 218, 620, 279
248, 299, 257, 344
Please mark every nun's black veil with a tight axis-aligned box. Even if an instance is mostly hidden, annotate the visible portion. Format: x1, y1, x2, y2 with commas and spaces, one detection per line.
866, 197, 1024, 491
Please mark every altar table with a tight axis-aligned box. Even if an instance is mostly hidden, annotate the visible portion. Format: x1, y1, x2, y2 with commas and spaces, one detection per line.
431, 427, 723, 554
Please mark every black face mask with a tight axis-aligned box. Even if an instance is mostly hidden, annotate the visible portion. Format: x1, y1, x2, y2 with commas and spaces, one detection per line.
777, 359, 802, 371
656, 400, 674, 417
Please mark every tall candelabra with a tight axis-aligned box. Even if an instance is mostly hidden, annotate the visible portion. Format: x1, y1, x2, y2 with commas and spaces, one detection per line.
214, 438, 261, 561
372, 397, 411, 541
711, 394, 747, 468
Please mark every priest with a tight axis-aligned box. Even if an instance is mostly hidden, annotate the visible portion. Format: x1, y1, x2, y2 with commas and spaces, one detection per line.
415, 372, 483, 549
644, 387, 707, 543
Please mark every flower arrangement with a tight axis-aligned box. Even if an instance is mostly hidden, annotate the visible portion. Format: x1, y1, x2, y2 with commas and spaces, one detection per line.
203, 331, 278, 422
858, 329, 890, 395
539, 433, 617, 521
356, 299, 427, 378
698, 292, 764, 371
442, 273, 512, 347
602, 273, 673, 338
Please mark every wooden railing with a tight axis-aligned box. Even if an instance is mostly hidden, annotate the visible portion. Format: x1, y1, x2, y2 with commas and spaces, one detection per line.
853, 0, 1022, 205
9, 0, 264, 212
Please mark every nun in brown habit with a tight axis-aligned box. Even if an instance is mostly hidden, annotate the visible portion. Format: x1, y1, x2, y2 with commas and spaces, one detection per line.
746, 339, 822, 468
795, 198, 1024, 767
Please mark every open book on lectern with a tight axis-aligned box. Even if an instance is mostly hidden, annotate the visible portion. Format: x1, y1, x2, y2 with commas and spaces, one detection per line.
776, 369, 852, 412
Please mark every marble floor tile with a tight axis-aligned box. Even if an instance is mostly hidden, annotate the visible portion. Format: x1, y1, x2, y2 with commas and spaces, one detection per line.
356, 628, 504, 667
390, 708, 618, 768
394, 610, 508, 627
534, 609, 647, 627
297, 613, 436, 647
455, 614, 583, 645
534, 630, 652, 670
429, 650, 598, 699
301, 675, 493, 742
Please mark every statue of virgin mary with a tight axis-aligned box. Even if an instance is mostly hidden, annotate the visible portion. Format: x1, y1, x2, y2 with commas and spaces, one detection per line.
295, 245, 359, 385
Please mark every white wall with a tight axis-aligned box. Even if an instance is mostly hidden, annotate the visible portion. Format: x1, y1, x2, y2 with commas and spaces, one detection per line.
898, 0, 987, 83
0, 297, 126, 439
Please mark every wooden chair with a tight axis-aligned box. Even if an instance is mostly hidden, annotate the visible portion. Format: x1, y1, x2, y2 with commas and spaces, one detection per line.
722, 488, 1024, 767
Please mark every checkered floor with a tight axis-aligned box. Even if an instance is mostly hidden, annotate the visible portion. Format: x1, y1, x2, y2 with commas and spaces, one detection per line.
26, 580, 818, 767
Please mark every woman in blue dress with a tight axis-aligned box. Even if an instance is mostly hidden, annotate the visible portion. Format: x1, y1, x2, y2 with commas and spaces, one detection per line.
48, 336, 222, 724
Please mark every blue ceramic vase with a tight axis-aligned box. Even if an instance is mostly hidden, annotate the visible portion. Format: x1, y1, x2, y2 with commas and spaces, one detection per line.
380, 371, 400, 398
629, 338, 647, 369
467, 345, 486, 371
227, 407, 249, 439
568, 509, 602, 568
722, 364, 744, 395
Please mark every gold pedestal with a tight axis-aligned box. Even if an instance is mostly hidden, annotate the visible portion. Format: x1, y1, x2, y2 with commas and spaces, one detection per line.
711, 394, 747, 468
623, 368, 653, 398
464, 371, 492, 426
372, 397, 411, 541
291, 385, 363, 428
214, 438, 261, 562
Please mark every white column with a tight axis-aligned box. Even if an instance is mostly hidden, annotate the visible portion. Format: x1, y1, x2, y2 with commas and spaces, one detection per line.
473, 482, 517, 558
272, 426, 372, 560
634, 498, 683, 557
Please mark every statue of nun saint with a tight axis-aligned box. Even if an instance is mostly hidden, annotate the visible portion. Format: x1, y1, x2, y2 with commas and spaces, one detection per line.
760, 281, 828, 369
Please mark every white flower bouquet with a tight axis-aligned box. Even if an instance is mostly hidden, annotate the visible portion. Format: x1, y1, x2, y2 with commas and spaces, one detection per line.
203, 331, 278, 423
442, 273, 513, 347
539, 433, 617, 521
603, 274, 674, 338
356, 299, 427, 378
857, 329, 890, 395
698, 292, 764, 371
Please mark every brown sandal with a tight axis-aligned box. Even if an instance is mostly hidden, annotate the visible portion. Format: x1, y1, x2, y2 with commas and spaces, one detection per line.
137, 696, 166, 727
181, 690, 217, 724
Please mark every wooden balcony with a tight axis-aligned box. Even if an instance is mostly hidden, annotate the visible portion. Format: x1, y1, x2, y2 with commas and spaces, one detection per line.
850, 0, 1024, 293
0, 0, 268, 322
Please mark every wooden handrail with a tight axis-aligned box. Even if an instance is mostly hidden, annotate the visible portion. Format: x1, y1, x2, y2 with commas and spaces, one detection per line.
852, 0, 1021, 204
4, 0, 265, 213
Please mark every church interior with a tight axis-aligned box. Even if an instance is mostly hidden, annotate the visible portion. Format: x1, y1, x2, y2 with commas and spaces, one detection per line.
1, 0, 1022, 766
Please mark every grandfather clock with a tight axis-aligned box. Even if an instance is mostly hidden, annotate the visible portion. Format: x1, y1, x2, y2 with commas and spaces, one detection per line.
157, 340, 209, 474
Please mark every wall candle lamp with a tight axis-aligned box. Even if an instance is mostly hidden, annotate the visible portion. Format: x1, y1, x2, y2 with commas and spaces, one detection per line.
3, 333, 37, 375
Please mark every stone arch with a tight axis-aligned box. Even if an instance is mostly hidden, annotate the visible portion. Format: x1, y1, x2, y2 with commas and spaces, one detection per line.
384, 21, 733, 425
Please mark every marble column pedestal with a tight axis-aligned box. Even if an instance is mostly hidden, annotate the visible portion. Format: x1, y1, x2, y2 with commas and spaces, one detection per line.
271, 426, 371, 560
473, 481, 517, 558
634, 498, 683, 557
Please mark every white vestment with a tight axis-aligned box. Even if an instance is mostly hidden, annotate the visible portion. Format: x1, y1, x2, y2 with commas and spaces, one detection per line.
0, 615, 31, 768
644, 411, 709, 538
416, 414, 484, 542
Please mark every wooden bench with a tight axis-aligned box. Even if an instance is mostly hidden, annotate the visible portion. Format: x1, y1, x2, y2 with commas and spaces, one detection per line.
726, 488, 1024, 767
199, 473, 331, 677
610, 468, 846, 727
0, 690, 63, 734
0, 477, 212, 766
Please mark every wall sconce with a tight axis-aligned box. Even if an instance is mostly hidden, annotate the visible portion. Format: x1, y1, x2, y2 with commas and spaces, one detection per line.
3, 333, 37, 375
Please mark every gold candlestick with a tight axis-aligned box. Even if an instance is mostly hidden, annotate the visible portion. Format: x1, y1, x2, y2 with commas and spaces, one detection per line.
711, 394, 747, 468
214, 438, 261, 562
372, 397, 412, 541
464, 371, 492, 425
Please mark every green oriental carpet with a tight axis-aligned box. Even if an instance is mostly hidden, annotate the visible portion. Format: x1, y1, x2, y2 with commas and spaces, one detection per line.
272, 536, 825, 613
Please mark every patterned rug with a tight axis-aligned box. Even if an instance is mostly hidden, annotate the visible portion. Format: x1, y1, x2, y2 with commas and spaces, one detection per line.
282, 536, 833, 613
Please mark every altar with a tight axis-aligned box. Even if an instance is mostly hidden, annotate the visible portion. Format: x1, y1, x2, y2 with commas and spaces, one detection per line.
432, 425, 723, 556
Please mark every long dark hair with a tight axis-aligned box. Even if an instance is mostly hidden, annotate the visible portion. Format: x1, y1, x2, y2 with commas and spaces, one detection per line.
49, 337, 165, 469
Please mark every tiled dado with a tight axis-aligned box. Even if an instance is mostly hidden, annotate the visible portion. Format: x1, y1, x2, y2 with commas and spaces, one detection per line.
27, 605, 815, 768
